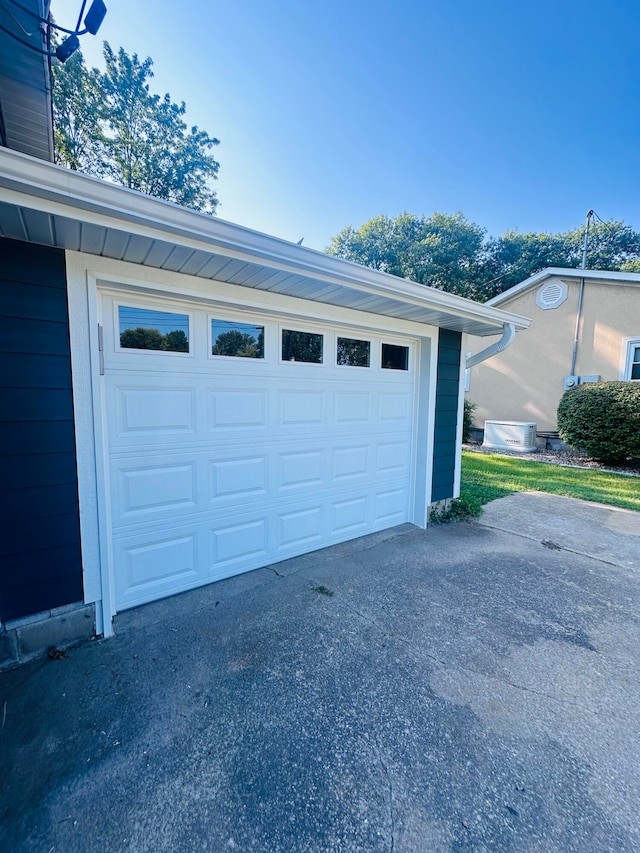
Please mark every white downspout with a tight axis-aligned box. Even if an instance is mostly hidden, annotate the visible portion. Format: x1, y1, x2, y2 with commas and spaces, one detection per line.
465, 323, 516, 369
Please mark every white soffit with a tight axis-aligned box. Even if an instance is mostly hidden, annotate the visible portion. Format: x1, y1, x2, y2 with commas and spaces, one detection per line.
0, 148, 530, 337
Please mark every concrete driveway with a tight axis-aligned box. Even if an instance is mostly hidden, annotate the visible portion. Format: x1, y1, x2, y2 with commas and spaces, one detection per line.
2, 493, 639, 852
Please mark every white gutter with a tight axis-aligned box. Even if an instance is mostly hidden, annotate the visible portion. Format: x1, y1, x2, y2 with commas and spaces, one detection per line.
465, 323, 516, 368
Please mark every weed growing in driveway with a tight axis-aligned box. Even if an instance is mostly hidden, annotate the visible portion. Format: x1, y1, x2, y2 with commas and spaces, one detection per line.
312, 585, 334, 597
429, 494, 484, 524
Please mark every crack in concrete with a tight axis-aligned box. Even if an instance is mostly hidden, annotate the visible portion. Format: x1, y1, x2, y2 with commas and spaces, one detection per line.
478, 521, 637, 573
475, 673, 585, 709
532, 563, 630, 612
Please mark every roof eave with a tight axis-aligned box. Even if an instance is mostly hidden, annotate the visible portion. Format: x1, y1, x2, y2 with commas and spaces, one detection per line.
487, 266, 640, 306
0, 148, 530, 335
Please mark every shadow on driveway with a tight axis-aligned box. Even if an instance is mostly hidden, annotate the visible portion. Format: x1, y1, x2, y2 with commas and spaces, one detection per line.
2, 494, 639, 852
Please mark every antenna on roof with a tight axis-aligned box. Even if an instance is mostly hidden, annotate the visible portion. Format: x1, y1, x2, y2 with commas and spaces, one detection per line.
581, 210, 594, 270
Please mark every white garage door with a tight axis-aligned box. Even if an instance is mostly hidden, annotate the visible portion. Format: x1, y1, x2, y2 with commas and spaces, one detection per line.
101, 292, 417, 611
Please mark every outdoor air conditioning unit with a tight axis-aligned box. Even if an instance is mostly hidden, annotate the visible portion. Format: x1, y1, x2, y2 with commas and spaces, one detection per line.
483, 421, 537, 453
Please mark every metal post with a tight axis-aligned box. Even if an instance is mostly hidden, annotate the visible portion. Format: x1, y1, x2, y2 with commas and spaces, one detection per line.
571, 211, 593, 376
581, 210, 594, 270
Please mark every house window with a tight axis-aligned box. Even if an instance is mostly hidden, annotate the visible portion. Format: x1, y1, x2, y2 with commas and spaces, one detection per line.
625, 339, 640, 380
119, 306, 189, 352
282, 329, 323, 363
381, 343, 409, 370
211, 319, 264, 358
337, 337, 370, 367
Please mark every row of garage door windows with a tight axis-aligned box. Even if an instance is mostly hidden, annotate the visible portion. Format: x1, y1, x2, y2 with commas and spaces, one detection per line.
118, 305, 410, 370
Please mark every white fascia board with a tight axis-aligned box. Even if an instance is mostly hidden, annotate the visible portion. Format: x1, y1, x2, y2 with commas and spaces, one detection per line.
487, 266, 640, 306
0, 148, 529, 333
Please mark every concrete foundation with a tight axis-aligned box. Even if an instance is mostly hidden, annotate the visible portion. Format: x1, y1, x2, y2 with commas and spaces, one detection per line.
1, 602, 96, 671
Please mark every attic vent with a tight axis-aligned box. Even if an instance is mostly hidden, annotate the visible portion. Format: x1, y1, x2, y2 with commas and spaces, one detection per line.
536, 281, 567, 310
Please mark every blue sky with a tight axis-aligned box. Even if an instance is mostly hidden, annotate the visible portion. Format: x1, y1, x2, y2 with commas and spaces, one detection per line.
52, 0, 640, 251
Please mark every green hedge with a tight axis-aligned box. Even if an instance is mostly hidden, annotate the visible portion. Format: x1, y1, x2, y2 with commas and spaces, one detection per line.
557, 381, 640, 463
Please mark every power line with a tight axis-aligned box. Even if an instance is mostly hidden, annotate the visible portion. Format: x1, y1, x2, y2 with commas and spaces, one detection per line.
0, 21, 46, 54
0, 0, 78, 34
0, 0, 106, 61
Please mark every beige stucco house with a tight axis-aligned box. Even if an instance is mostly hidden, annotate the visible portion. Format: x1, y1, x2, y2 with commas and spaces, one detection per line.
466, 268, 640, 434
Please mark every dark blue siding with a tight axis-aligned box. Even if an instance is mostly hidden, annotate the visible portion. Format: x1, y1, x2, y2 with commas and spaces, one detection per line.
431, 329, 462, 502
0, 237, 83, 622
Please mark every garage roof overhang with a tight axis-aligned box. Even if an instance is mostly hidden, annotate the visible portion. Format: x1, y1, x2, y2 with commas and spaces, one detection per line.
0, 148, 530, 337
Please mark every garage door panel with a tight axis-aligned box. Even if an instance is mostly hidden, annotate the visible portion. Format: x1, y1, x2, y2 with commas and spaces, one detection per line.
210, 518, 268, 572
277, 504, 324, 550
106, 374, 200, 441
112, 475, 411, 608
116, 532, 200, 609
376, 441, 412, 475
278, 449, 325, 490
209, 389, 268, 430
107, 380, 413, 448
334, 391, 371, 423
375, 488, 409, 525
117, 461, 197, 516
279, 390, 326, 426
115, 385, 197, 436
379, 392, 412, 421
332, 445, 369, 481
330, 495, 369, 537
110, 436, 412, 528
209, 455, 268, 500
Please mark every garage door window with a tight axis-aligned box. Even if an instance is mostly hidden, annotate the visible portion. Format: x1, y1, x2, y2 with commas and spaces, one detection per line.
337, 337, 370, 367
211, 319, 265, 359
282, 329, 323, 363
118, 306, 189, 352
381, 343, 409, 370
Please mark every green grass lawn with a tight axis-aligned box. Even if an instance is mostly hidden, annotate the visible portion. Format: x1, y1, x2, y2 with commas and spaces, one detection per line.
461, 450, 640, 513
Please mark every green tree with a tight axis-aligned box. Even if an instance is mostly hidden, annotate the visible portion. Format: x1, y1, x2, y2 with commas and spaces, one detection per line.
282, 330, 323, 363
212, 329, 263, 358
328, 214, 640, 302
479, 230, 573, 298
52, 46, 104, 172
163, 329, 189, 352
482, 220, 640, 299
120, 327, 165, 350
620, 259, 640, 273
52, 43, 220, 214
327, 212, 486, 297
337, 337, 370, 366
